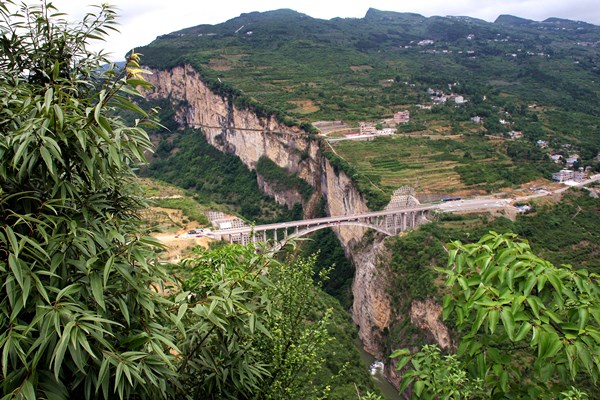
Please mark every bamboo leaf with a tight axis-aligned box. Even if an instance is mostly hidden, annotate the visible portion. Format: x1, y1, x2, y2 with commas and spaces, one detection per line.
90, 273, 105, 311
53, 103, 64, 129
22, 378, 36, 400
40, 146, 55, 176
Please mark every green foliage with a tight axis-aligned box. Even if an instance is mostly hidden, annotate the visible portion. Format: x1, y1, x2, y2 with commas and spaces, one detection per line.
387, 224, 446, 302
171, 244, 334, 400
315, 293, 380, 399
256, 156, 314, 200
141, 129, 299, 223
392, 345, 484, 399
300, 228, 355, 310
514, 189, 600, 272
384, 191, 600, 364
0, 2, 177, 398
396, 232, 600, 398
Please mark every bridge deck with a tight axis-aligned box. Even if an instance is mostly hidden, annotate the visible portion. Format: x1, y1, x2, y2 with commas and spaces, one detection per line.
213, 204, 438, 237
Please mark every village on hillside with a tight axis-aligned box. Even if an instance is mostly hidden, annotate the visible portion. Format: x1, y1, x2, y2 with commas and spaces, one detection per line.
315, 84, 596, 185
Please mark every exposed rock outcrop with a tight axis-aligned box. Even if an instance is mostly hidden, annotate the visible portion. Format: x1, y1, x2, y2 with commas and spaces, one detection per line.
410, 299, 451, 350
256, 174, 304, 210
144, 65, 449, 387
350, 238, 392, 357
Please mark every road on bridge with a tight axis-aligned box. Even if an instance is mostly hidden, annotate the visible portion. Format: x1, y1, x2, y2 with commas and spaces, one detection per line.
156, 174, 600, 243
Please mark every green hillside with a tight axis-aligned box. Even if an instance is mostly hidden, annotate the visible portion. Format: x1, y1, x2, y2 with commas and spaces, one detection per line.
138, 8, 600, 203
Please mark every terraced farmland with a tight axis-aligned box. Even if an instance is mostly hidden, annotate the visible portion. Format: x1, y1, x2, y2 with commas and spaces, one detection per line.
331, 135, 513, 197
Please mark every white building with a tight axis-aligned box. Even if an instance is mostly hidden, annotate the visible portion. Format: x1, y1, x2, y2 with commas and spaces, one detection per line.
552, 169, 586, 182
552, 169, 574, 182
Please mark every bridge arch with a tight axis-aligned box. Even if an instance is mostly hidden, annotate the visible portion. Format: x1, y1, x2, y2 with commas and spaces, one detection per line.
280, 221, 392, 241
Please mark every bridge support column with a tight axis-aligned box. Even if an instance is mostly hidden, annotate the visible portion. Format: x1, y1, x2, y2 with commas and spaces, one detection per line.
274, 229, 277, 242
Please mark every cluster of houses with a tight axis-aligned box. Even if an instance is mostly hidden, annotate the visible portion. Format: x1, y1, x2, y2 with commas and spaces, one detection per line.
466, 115, 591, 184
549, 153, 580, 167
427, 88, 467, 105
358, 111, 411, 135
548, 149, 596, 183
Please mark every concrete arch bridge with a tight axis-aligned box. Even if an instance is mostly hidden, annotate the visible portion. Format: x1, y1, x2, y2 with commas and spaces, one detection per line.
212, 205, 436, 245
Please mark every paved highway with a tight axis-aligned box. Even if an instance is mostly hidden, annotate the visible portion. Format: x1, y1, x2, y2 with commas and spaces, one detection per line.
211, 173, 600, 236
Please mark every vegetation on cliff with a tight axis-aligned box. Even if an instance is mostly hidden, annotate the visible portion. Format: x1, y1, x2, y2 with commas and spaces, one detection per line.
255, 156, 314, 201
384, 190, 600, 398
141, 129, 304, 223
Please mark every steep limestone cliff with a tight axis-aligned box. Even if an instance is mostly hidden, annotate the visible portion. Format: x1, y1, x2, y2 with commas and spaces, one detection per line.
256, 174, 304, 210
143, 64, 448, 386
350, 238, 393, 357
144, 64, 368, 246
410, 299, 451, 350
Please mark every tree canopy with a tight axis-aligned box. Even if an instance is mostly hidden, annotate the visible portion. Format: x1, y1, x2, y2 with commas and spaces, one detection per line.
394, 232, 600, 399
0, 1, 180, 398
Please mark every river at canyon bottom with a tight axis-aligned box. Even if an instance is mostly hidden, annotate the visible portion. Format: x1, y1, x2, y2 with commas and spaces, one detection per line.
354, 338, 402, 400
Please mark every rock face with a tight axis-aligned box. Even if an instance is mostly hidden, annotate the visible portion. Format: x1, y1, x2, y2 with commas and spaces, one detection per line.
410, 299, 452, 350
144, 64, 369, 246
143, 65, 448, 380
256, 174, 304, 210
350, 239, 393, 356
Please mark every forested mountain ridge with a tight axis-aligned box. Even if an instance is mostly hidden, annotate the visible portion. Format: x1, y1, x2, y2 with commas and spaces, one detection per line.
138, 7, 600, 121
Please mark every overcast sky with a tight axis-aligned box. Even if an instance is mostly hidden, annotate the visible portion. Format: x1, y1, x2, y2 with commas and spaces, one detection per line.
49, 0, 600, 61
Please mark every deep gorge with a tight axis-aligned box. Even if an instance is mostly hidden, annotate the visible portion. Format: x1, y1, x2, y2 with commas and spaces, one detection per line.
143, 64, 448, 386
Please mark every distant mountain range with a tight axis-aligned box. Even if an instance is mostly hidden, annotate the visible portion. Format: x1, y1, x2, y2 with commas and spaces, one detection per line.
138, 8, 600, 118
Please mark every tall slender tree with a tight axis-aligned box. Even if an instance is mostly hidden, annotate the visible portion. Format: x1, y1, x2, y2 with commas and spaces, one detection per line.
0, 2, 177, 398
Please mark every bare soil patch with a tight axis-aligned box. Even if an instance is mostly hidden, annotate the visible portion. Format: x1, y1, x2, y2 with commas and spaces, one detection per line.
289, 99, 320, 114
